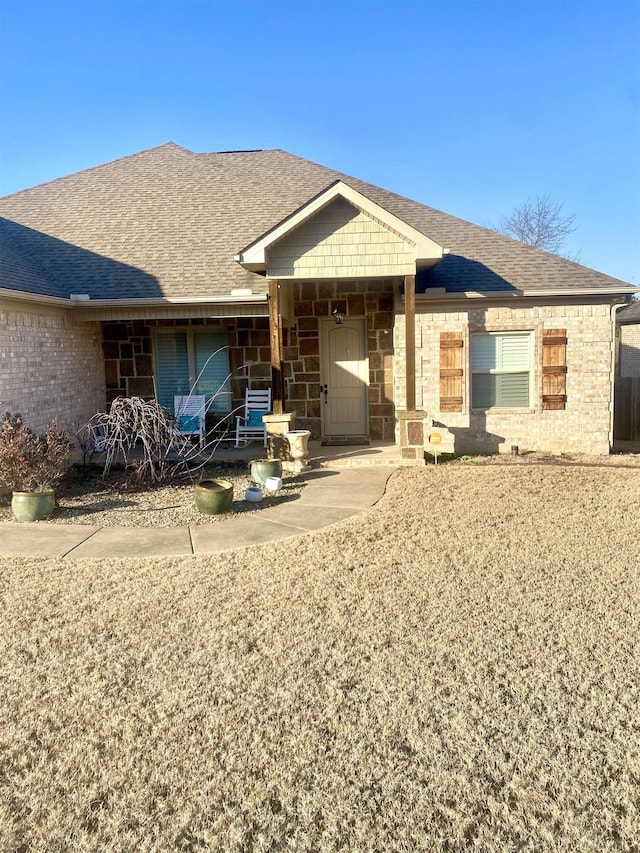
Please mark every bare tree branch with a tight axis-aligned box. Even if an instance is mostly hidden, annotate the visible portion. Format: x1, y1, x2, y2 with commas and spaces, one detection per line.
495, 195, 580, 261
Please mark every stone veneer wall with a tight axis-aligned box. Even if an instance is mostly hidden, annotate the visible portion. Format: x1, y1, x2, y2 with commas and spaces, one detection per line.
394, 301, 614, 455
101, 284, 396, 442
101, 317, 272, 413
286, 280, 396, 440
0, 301, 105, 434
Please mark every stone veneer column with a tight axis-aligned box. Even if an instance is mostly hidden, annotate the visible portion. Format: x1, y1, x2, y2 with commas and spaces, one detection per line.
263, 412, 296, 461
396, 409, 427, 463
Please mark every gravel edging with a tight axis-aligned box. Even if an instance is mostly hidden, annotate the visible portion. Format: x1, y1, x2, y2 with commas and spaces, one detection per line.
0, 464, 306, 528
1, 451, 638, 528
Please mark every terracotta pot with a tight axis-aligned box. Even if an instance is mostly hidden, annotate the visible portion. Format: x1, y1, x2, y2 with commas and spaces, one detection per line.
249, 458, 283, 486
11, 490, 56, 522
194, 479, 234, 515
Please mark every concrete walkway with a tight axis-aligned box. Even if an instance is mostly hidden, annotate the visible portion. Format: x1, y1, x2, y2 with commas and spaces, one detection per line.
0, 467, 396, 559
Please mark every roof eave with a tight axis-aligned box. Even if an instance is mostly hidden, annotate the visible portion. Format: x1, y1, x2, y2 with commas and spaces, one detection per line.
71, 294, 268, 308
0, 286, 269, 310
415, 285, 639, 301
0, 286, 69, 306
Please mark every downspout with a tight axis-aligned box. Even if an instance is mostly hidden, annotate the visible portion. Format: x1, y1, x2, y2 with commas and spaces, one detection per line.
609, 301, 627, 450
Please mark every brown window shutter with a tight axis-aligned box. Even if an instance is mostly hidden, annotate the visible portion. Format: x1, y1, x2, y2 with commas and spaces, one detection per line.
542, 329, 567, 410
440, 332, 463, 412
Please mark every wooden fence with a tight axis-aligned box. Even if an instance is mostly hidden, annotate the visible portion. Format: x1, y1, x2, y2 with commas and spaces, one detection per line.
614, 377, 640, 441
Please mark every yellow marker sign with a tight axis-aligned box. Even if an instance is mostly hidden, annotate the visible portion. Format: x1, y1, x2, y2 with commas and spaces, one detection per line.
428, 432, 442, 446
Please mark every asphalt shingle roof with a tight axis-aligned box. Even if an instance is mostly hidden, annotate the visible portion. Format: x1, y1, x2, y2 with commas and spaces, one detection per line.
618, 300, 640, 324
0, 142, 633, 301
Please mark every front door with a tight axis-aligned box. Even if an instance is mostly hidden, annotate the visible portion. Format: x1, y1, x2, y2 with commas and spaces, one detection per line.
320, 317, 368, 437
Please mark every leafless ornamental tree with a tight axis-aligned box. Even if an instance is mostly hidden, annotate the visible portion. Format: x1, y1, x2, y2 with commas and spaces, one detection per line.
497, 194, 579, 260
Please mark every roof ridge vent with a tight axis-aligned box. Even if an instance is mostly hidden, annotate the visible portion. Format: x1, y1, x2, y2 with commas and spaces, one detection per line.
216, 149, 264, 154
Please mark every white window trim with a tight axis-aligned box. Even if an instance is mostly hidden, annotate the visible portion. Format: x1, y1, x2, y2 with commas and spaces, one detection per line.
470, 330, 534, 411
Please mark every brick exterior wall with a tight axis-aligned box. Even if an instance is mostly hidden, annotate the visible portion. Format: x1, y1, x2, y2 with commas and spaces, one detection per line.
395, 301, 614, 455
286, 280, 396, 440
619, 324, 640, 378
0, 302, 105, 434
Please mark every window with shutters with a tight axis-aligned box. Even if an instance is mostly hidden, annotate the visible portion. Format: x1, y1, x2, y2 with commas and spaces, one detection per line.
471, 332, 532, 409
153, 328, 231, 413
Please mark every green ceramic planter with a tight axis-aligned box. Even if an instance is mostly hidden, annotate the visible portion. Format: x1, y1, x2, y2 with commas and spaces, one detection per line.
194, 478, 234, 515
249, 459, 283, 487
11, 490, 56, 522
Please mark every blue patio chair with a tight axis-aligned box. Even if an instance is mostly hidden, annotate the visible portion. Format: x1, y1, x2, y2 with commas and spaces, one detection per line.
174, 395, 206, 449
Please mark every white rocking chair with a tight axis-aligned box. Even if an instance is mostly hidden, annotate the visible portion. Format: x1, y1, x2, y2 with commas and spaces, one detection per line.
174, 395, 206, 449
235, 388, 271, 448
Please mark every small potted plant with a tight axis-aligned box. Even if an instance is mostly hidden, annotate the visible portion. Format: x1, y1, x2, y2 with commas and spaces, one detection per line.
0, 413, 73, 522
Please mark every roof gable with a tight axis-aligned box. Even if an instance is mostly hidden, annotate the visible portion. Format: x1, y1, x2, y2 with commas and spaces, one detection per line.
236, 180, 445, 275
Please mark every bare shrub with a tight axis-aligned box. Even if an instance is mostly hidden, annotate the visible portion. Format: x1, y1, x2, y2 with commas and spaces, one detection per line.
85, 397, 189, 484
81, 354, 262, 485
0, 413, 72, 492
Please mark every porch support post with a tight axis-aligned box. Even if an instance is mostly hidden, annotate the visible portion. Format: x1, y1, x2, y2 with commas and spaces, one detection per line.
404, 273, 416, 412
396, 273, 425, 464
268, 279, 286, 415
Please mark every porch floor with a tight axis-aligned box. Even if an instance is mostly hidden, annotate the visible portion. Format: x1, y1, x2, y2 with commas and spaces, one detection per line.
309, 440, 418, 467
212, 439, 418, 468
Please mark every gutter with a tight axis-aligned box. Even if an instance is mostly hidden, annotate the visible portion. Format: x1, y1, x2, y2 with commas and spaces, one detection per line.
68, 292, 268, 308
0, 287, 268, 310
0, 287, 69, 307
415, 285, 639, 301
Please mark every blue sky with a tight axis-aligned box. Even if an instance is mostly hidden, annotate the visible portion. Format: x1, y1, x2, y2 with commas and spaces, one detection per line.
1, 0, 638, 282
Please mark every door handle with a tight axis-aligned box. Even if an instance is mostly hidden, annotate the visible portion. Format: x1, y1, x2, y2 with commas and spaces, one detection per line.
321, 384, 328, 403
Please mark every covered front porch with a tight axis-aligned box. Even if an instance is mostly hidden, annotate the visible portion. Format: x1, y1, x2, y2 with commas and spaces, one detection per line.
80, 179, 446, 465
236, 180, 447, 463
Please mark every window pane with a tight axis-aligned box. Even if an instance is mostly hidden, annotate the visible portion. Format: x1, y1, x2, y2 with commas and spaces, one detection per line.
472, 332, 531, 409
154, 331, 190, 410
472, 335, 498, 370
472, 373, 529, 408
194, 330, 232, 412
473, 333, 530, 371
472, 374, 496, 408
500, 335, 530, 370
497, 372, 529, 407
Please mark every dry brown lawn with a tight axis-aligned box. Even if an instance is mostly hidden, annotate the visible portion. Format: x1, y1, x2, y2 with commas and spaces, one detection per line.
1, 464, 639, 852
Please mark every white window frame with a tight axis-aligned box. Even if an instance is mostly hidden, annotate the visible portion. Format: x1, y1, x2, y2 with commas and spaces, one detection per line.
471, 331, 534, 410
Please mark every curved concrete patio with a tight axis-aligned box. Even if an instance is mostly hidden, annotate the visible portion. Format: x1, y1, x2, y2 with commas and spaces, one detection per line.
0, 466, 396, 559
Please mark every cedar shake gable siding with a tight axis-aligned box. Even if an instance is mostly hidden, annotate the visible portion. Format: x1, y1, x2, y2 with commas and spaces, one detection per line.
267, 198, 416, 279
